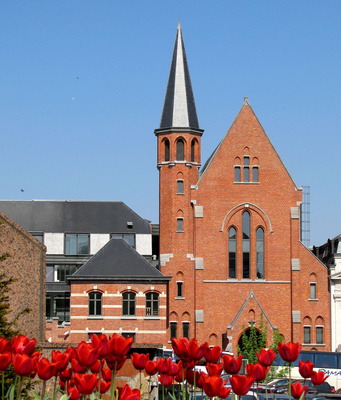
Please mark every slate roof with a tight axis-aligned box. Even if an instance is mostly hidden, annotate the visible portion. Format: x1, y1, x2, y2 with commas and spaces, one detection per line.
0, 200, 151, 234
69, 239, 170, 281
157, 21, 202, 132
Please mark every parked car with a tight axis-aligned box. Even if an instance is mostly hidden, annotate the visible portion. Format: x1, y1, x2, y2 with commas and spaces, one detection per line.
306, 395, 341, 400
272, 379, 333, 395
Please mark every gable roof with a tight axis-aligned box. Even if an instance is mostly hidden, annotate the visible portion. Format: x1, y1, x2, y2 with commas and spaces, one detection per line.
0, 200, 151, 234
69, 239, 170, 281
156, 21, 201, 132
197, 97, 299, 189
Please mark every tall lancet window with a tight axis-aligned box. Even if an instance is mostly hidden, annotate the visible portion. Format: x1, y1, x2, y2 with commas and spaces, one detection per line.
242, 211, 250, 279
164, 139, 170, 162
176, 139, 184, 161
191, 139, 196, 162
228, 227, 237, 278
256, 227, 264, 279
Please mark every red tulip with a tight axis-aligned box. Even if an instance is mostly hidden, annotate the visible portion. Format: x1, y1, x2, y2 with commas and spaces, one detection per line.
207, 362, 223, 377
51, 350, 70, 372
278, 342, 301, 363
108, 334, 134, 362
120, 384, 141, 400
145, 360, 158, 376
220, 386, 232, 399
203, 375, 224, 397
67, 382, 81, 400
188, 339, 207, 362
37, 357, 57, 380
0, 337, 11, 353
75, 342, 99, 369
197, 371, 207, 389
230, 374, 255, 396
90, 359, 102, 374
11, 335, 36, 356
246, 362, 269, 382
186, 369, 200, 385
97, 379, 111, 394
101, 366, 112, 382
299, 360, 314, 379
59, 367, 73, 382
311, 370, 329, 386
291, 382, 309, 399
172, 337, 190, 362
158, 374, 173, 387
131, 352, 149, 371
12, 353, 36, 377
105, 354, 127, 371
91, 333, 111, 359
169, 360, 181, 377
73, 372, 99, 395
157, 357, 172, 374
0, 352, 11, 371
71, 358, 87, 374
204, 346, 222, 364
222, 354, 243, 374
256, 348, 276, 367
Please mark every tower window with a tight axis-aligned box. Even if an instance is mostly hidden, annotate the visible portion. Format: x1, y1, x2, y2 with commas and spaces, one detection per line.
170, 322, 177, 340
256, 228, 264, 279
183, 322, 189, 339
316, 327, 323, 344
177, 281, 183, 297
177, 218, 184, 232
242, 212, 250, 279
243, 157, 250, 182
164, 139, 170, 162
176, 139, 184, 161
228, 227, 236, 279
177, 180, 184, 194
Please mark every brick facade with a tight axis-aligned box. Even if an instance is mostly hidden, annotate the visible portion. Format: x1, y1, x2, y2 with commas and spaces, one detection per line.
0, 211, 46, 342
157, 100, 331, 353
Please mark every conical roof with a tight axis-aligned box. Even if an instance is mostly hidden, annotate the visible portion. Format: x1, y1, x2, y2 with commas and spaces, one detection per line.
158, 21, 201, 132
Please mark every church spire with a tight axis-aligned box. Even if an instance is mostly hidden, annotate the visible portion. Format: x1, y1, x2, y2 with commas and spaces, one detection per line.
158, 21, 201, 131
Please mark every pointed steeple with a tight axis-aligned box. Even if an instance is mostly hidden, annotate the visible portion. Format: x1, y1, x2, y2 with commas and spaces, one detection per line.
158, 21, 201, 132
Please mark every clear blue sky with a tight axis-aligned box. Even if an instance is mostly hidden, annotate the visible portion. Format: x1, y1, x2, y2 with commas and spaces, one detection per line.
1, 1, 340, 246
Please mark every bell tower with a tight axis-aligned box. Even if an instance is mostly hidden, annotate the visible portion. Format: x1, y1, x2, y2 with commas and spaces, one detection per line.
155, 21, 204, 339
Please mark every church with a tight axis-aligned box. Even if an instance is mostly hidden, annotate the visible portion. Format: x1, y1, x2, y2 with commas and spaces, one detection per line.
0, 22, 331, 353
155, 22, 331, 353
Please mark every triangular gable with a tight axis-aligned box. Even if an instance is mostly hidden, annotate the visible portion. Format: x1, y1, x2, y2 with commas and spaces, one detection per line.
197, 97, 299, 189
226, 289, 275, 330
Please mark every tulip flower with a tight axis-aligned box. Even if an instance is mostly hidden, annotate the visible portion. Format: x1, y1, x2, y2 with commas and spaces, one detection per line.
67, 382, 81, 400
291, 382, 309, 400
0, 337, 11, 353
90, 359, 102, 374
158, 374, 173, 387
12, 353, 36, 377
120, 384, 141, 400
246, 362, 269, 382
222, 354, 243, 374
131, 352, 149, 371
101, 366, 113, 382
91, 333, 112, 359
188, 338, 207, 362
230, 374, 255, 396
51, 350, 70, 372
105, 354, 127, 371
157, 357, 172, 374
186, 369, 200, 385
59, 367, 73, 382
11, 335, 36, 356
145, 360, 158, 376
219, 386, 232, 399
311, 370, 329, 386
278, 342, 301, 363
71, 357, 87, 374
203, 375, 224, 397
0, 351, 11, 371
97, 379, 111, 394
204, 346, 222, 364
256, 348, 276, 367
108, 334, 134, 362
75, 341, 99, 369
169, 360, 181, 377
172, 337, 190, 362
197, 371, 207, 389
73, 372, 99, 395
299, 360, 314, 379
207, 362, 223, 377
37, 357, 57, 380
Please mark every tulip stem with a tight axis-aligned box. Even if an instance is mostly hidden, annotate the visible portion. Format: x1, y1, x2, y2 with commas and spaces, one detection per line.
289, 362, 292, 400
110, 362, 117, 400
52, 375, 58, 400
17, 376, 22, 400
41, 381, 46, 400
1, 372, 4, 400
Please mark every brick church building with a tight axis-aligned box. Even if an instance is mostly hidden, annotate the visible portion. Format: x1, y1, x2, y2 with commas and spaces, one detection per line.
155, 22, 331, 353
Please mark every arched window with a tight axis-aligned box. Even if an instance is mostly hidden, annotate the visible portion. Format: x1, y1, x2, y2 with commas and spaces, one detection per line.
242, 212, 250, 279
228, 227, 237, 278
88, 292, 102, 316
191, 139, 196, 162
256, 227, 264, 279
146, 292, 159, 316
122, 292, 136, 316
164, 139, 170, 162
176, 139, 184, 161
